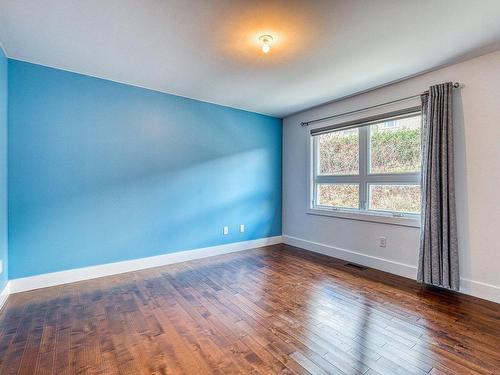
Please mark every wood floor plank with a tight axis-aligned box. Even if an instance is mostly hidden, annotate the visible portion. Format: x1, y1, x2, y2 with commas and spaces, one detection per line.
0, 244, 499, 374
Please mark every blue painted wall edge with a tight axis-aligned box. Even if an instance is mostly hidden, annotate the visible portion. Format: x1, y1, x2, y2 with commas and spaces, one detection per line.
7, 59, 282, 278
0, 48, 7, 289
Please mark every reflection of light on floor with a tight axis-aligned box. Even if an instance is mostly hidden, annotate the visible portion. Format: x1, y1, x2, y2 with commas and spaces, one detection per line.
300, 276, 433, 371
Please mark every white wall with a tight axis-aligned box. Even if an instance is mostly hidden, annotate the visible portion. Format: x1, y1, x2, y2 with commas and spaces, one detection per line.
283, 50, 500, 303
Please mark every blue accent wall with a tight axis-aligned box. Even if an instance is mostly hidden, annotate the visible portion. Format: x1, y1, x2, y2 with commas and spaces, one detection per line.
0, 49, 7, 289
8, 60, 282, 278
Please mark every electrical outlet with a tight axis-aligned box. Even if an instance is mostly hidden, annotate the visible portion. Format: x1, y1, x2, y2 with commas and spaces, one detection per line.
240, 224, 245, 233
379, 236, 387, 247
223, 226, 229, 235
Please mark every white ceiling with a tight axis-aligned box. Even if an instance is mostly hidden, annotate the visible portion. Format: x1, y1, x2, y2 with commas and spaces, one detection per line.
1, 0, 500, 117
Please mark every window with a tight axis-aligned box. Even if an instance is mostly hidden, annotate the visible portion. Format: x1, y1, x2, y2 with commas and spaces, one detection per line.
310, 110, 421, 225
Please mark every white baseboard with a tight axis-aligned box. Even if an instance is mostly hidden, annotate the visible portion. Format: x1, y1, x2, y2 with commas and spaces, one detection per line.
9, 236, 283, 294
0, 281, 10, 311
283, 235, 417, 279
283, 235, 500, 304
6, 234, 499, 304
460, 278, 500, 304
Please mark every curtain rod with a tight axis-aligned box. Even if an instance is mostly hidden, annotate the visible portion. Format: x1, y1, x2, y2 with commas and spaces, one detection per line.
300, 82, 460, 127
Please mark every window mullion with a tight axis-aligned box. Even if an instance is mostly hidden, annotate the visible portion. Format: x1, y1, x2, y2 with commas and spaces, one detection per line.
359, 126, 368, 210
311, 136, 319, 207
365, 173, 420, 183
316, 175, 362, 184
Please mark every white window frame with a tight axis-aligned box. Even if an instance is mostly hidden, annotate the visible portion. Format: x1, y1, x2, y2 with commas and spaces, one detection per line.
307, 108, 421, 228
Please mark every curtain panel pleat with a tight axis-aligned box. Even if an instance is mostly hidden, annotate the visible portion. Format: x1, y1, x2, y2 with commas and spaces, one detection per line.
417, 82, 459, 290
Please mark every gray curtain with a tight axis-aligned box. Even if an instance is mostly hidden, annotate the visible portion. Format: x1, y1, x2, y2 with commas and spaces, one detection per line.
417, 82, 459, 290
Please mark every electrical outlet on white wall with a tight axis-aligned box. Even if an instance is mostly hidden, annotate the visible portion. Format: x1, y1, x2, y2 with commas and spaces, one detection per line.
379, 236, 387, 247
240, 224, 245, 233
223, 226, 229, 235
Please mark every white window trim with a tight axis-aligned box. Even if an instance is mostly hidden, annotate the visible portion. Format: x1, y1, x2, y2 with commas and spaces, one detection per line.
306, 207, 420, 227
307, 109, 421, 228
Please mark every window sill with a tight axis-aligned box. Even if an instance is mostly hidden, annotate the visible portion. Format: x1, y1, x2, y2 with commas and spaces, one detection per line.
306, 208, 421, 228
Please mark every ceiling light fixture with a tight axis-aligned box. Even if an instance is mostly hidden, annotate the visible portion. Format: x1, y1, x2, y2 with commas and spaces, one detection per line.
259, 35, 273, 54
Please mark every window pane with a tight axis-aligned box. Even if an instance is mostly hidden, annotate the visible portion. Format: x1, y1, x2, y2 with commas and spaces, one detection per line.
318, 128, 359, 175
317, 184, 359, 209
369, 185, 421, 214
369, 115, 421, 174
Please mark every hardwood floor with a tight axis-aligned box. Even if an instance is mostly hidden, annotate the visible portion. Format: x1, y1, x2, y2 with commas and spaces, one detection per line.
0, 244, 499, 374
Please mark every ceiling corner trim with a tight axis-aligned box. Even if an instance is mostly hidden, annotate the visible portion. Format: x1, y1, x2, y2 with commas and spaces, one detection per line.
0, 40, 8, 57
